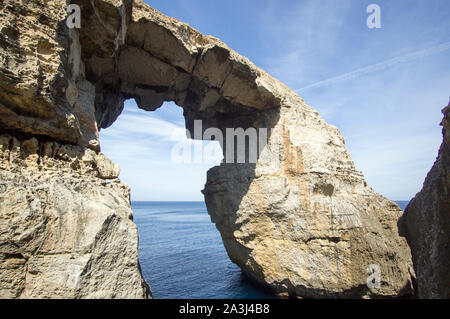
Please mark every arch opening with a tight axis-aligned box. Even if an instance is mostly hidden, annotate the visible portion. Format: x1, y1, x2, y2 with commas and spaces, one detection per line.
72, 0, 283, 296
99, 99, 223, 201
99, 99, 274, 298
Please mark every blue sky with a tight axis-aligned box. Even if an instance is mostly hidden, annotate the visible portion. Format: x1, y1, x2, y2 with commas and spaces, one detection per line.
100, 0, 450, 201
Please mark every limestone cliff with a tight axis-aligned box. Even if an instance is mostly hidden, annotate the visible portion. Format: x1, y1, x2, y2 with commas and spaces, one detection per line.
0, 0, 151, 298
0, 0, 415, 298
399, 105, 450, 299
203, 104, 415, 298
0, 134, 150, 298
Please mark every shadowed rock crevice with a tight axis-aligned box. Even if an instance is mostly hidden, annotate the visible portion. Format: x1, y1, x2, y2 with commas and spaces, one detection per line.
399, 105, 450, 299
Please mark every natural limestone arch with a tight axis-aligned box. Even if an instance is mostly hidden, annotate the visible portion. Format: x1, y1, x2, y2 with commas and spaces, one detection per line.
0, 0, 414, 298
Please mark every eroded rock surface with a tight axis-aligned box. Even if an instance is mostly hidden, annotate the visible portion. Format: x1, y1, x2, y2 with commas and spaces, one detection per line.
0, 134, 150, 298
0, 0, 415, 298
0, 0, 95, 147
399, 105, 450, 299
204, 105, 415, 298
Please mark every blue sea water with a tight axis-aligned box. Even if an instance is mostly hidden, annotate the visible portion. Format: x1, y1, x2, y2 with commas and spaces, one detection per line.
395, 201, 409, 211
133, 201, 274, 299
133, 200, 409, 299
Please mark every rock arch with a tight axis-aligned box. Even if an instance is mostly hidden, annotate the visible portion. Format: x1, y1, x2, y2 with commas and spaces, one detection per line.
0, 0, 414, 298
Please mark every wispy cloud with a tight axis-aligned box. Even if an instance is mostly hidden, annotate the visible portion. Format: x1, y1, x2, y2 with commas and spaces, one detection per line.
259, 0, 354, 86
100, 112, 186, 142
99, 101, 223, 200
255, 0, 450, 200
296, 41, 450, 92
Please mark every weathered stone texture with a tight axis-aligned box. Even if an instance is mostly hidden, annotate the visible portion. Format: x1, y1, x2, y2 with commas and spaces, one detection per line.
204, 105, 415, 298
0, 0, 94, 146
0, 134, 150, 298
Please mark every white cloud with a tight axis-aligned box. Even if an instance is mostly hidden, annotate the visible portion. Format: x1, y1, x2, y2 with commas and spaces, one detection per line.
100, 113, 186, 142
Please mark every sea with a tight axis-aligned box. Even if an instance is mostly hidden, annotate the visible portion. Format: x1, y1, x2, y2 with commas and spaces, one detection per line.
133, 200, 410, 299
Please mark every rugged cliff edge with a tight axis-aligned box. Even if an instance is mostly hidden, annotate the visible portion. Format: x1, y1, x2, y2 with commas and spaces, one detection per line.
0, 135, 150, 298
1, 0, 414, 298
399, 105, 450, 299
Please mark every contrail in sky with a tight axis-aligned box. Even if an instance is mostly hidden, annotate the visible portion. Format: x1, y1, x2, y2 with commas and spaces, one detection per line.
296, 41, 450, 92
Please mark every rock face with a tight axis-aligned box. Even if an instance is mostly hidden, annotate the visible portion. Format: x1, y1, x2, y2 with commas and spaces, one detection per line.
0, 0, 97, 148
0, 0, 150, 298
0, 0, 415, 298
203, 106, 414, 298
399, 105, 450, 299
0, 134, 150, 298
